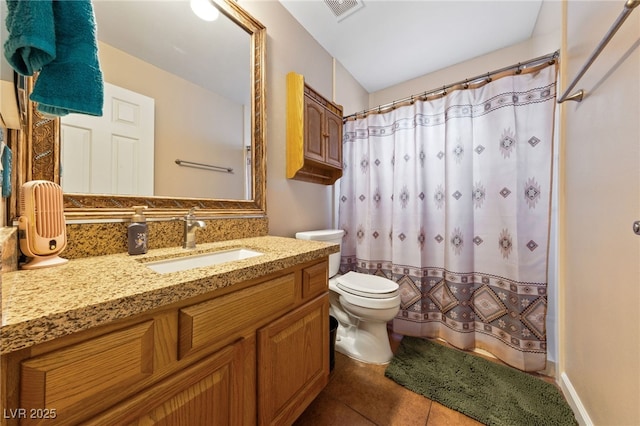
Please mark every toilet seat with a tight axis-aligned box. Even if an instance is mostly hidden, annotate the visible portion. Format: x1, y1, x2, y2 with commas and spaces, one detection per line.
330, 272, 400, 310
336, 271, 399, 299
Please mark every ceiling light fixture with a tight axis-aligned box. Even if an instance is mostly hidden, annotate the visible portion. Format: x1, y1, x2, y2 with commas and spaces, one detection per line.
190, 0, 219, 21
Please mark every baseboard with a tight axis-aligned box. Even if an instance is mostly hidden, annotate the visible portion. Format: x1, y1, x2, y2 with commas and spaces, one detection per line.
559, 372, 593, 426
542, 359, 556, 378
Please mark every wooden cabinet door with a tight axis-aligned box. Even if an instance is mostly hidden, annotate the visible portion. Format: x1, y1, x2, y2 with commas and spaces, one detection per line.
325, 109, 343, 169
88, 340, 246, 426
19, 321, 156, 425
257, 294, 329, 426
303, 95, 325, 164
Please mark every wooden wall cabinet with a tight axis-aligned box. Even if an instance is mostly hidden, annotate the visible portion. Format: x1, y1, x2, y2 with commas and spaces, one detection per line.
1, 259, 330, 426
287, 72, 343, 185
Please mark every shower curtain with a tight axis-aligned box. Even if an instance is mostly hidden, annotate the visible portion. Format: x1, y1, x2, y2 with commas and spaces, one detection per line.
339, 64, 557, 371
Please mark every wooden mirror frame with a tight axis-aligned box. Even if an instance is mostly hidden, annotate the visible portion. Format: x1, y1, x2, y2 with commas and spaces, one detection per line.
12, 0, 266, 221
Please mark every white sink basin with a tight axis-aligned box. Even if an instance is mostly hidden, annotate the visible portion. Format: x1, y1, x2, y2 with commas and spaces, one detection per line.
146, 248, 263, 274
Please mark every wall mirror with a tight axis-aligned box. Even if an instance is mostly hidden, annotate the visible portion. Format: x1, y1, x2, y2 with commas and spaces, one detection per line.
16, 0, 266, 220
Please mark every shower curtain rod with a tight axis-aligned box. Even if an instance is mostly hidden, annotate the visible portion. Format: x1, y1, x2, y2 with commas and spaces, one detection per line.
344, 50, 559, 121
558, 0, 639, 103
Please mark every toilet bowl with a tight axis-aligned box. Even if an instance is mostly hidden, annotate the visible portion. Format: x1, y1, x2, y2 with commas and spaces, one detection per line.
329, 272, 400, 364
295, 230, 401, 364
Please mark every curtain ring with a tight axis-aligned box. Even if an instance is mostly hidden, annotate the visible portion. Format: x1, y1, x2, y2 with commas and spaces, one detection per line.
378, 105, 381, 113
463, 79, 469, 89
410, 95, 414, 104
442, 86, 447, 95
515, 63, 522, 74
486, 72, 492, 83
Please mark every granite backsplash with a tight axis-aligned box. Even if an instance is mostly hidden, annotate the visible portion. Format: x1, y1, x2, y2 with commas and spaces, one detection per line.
0, 216, 269, 269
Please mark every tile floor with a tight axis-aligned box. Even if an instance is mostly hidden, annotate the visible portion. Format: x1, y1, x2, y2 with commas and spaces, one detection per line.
294, 332, 555, 426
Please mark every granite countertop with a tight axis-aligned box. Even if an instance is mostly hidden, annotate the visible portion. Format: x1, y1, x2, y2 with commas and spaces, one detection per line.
1, 236, 338, 355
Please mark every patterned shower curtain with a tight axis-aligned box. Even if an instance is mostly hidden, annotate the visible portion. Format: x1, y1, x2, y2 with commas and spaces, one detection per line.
339, 64, 557, 371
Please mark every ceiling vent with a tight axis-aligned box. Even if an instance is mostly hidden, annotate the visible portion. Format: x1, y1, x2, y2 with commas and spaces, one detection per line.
324, 0, 364, 22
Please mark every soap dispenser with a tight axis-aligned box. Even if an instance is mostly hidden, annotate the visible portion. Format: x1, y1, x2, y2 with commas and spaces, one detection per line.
128, 206, 148, 255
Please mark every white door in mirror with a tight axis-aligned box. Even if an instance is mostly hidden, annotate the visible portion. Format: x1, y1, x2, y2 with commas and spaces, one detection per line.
60, 82, 155, 195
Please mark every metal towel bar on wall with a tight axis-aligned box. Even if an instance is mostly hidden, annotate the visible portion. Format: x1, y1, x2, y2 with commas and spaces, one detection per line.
175, 159, 233, 173
558, 0, 640, 103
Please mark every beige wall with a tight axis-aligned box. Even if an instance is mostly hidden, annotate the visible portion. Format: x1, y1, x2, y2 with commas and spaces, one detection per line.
560, 1, 640, 424
240, 1, 369, 237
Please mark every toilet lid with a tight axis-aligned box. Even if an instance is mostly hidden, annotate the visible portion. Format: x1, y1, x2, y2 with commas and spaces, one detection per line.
336, 271, 399, 299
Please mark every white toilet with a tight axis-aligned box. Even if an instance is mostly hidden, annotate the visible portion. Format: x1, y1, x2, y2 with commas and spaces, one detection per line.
296, 229, 401, 364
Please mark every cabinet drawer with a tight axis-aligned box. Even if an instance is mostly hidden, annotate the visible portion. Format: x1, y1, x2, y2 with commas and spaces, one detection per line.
302, 261, 328, 299
179, 273, 297, 358
20, 321, 155, 425
85, 339, 245, 426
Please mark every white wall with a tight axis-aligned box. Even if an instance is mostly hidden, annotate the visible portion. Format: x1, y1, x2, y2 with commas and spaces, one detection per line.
560, 2, 640, 424
241, 1, 368, 237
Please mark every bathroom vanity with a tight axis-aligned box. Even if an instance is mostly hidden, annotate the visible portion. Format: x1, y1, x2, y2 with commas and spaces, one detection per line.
0, 236, 337, 425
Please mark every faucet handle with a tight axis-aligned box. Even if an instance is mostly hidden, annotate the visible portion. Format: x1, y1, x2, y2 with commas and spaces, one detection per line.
186, 207, 198, 218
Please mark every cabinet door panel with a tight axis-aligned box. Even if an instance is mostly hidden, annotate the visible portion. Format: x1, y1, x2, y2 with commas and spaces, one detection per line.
325, 110, 343, 168
20, 321, 154, 425
258, 294, 329, 425
87, 340, 245, 426
303, 96, 325, 163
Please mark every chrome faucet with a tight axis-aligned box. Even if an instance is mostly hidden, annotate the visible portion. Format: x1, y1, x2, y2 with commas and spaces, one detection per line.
183, 208, 206, 249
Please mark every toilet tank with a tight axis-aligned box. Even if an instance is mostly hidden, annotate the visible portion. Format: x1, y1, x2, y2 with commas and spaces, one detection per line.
295, 229, 344, 277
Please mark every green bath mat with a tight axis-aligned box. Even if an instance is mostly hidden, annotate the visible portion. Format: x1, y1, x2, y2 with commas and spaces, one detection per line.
385, 336, 577, 426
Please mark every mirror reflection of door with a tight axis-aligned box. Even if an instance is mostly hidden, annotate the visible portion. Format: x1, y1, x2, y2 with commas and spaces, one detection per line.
89, 1, 253, 201
60, 83, 155, 195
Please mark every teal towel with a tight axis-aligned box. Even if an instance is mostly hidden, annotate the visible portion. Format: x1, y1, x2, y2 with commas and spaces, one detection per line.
4, 0, 104, 117
3, 0, 56, 75
1, 141, 12, 198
